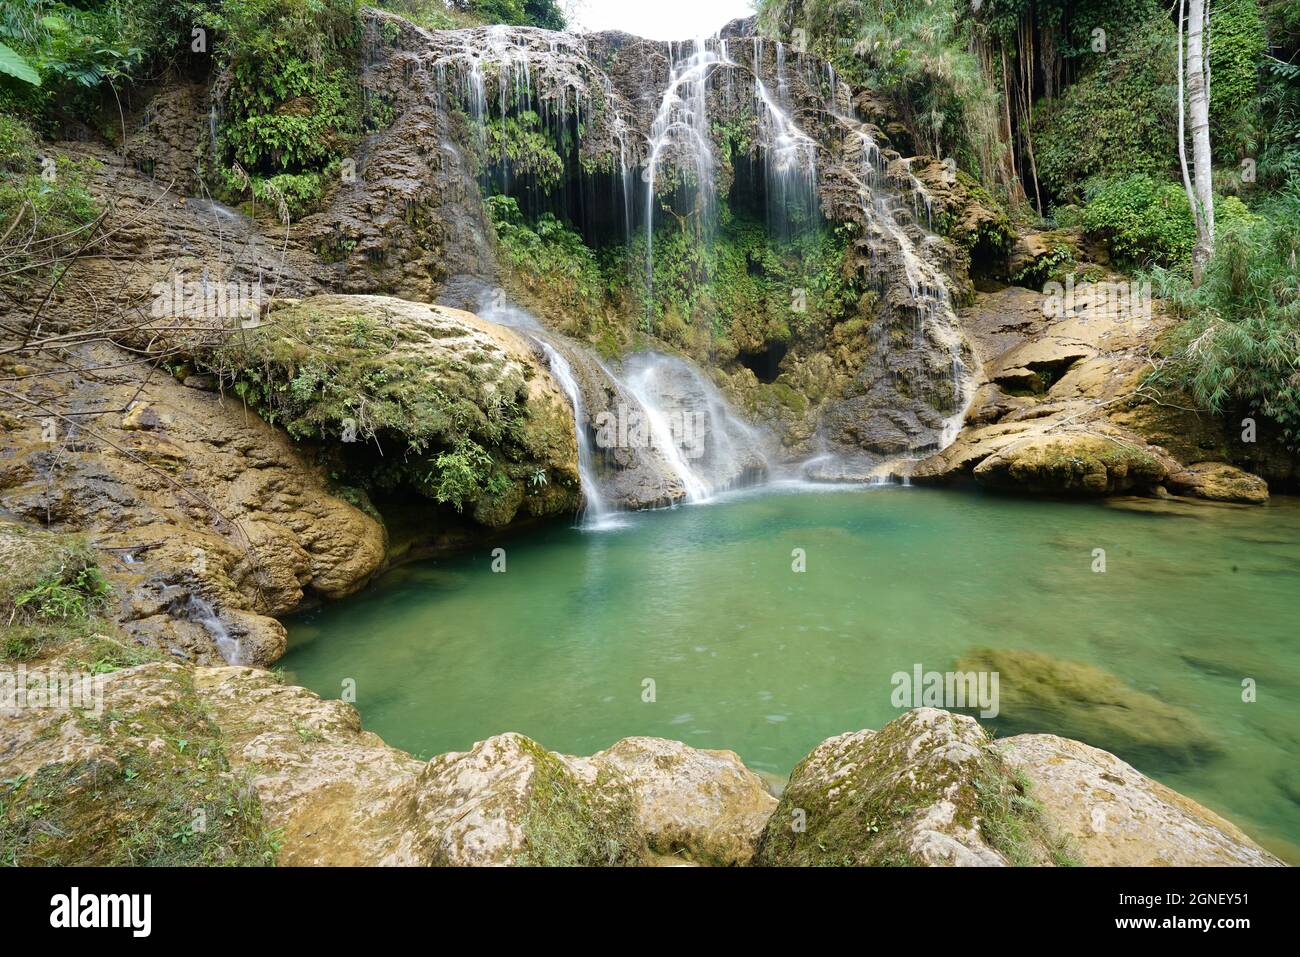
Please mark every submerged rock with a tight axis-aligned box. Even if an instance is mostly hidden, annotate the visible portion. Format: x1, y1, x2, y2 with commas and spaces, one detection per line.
564, 736, 777, 866
997, 734, 1284, 866
956, 648, 1222, 767
755, 708, 1070, 866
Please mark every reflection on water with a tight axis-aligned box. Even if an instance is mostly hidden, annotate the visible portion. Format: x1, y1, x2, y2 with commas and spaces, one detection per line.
283, 487, 1300, 861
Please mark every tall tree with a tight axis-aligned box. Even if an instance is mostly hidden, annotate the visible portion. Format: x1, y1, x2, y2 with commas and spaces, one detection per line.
1178, 0, 1216, 284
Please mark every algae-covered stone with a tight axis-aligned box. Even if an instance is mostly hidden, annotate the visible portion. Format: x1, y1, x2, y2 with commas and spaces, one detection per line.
207, 294, 582, 527
997, 734, 1283, 866
957, 648, 1221, 767
565, 736, 777, 866
755, 708, 1070, 867
973, 432, 1166, 496
414, 733, 646, 866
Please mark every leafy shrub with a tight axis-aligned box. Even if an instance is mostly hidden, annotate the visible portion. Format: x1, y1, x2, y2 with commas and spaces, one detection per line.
1079, 174, 1196, 267
1080, 174, 1257, 269
0, 114, 100, 283
1208, 0, 1267, 161
1154, 191, 1300, 448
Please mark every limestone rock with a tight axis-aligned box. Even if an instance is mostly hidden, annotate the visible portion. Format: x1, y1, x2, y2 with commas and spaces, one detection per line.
564, 736, 777, 865
973, 432, 1166, 496
206, 294, 583, 528
193, 666, 431, 866
755, 708, 1064, 866
413, 733, 645, 866
997, 734, 1284, 866
1167, 462, 1269, 505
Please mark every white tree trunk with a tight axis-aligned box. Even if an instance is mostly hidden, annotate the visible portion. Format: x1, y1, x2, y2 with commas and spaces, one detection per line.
1186, 0, 1215, 283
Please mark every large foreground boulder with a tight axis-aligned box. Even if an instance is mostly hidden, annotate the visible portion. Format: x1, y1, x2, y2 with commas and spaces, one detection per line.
997, 734, 1284, 866
414, 733, 645, 866
564, 737, 777, 865
755, 709, 1071, 866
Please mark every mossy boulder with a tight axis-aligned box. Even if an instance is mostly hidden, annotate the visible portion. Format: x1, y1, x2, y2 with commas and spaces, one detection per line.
414, 733, 646, 866
1166, 462, 1269, 505
973, 432, 1166, 496
755, 708, 1072, 866
207, 295, 582, 528
956, 648, 1222, 767
564, 736, 778, 866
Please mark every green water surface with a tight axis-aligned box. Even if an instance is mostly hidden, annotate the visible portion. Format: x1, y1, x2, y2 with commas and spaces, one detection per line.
282, 486, 1300, 860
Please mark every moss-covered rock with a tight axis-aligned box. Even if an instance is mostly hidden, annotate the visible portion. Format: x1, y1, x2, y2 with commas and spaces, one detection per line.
755, 708, 1072, 866
414, 733, 646, 866
973, 432, 1166, 496
1166, 462, 1269, 505
0, 663, 277, 866
564, 736, 777, 866
956, 649, 1222, 768
207, 294, 582, 527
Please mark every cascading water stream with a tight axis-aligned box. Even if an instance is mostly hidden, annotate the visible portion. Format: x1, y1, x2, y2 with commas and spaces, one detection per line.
537, 340, 610, 524
847, 127, 974, 451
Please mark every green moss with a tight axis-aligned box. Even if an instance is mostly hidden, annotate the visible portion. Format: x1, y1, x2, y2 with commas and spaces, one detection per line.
206, 297, 577, 525
515, 739, 644, 866
755, 712, 1071, 867
0, 668, 278, 866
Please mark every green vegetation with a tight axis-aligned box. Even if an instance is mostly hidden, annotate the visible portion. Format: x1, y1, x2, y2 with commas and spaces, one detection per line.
1033, 24, 1178, 204
485, 194, 617, 338
376, 0, 566, 30
0, 113, 100, 287
1154, 190, 1300, 450
0, 523, 125, 665
975, 767, 1081, 867
0, 666, 278, 866
515, 738, 644, 866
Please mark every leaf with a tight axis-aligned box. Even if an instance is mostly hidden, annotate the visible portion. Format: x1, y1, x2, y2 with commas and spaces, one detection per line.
0, 41, 39, 86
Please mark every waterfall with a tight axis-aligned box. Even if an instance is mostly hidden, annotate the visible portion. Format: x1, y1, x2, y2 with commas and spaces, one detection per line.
537, 340, 610, 524
186, 595, 244, 665
847, 127, 974, 450
619, 352, 771, 501
643, 37, 721, 304
415, 19, 974, 501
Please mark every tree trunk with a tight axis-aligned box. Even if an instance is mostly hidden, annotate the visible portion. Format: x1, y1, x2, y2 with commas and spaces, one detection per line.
1186, 0, 1215, 284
